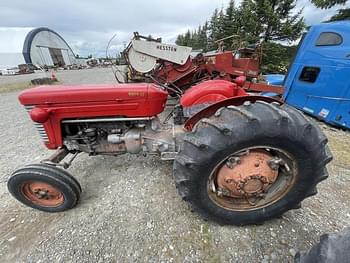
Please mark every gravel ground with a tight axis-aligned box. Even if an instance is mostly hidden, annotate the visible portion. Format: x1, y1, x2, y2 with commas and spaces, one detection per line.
0, 68, 350, 262
0, 67, 121, 87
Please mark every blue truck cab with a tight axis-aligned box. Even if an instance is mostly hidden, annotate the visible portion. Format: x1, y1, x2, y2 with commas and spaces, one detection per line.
282, 21, 350, 129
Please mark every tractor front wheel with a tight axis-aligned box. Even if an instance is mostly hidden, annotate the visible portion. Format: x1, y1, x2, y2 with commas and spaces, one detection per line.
8, 164, 81, 212
174, 101, 332, 225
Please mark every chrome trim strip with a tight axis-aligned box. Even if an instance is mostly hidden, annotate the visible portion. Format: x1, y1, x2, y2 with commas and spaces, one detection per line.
23, 105, 49, 142
62, 117, 153, 124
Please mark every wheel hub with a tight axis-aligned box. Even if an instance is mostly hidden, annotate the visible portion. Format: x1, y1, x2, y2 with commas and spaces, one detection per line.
21, 182, 64, 207
217, 150, 278, 198
33, 188, 51, 199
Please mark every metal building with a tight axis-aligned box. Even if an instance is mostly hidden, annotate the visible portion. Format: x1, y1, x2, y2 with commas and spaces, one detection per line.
0, 27, 77, 70
23, 27, 77, 67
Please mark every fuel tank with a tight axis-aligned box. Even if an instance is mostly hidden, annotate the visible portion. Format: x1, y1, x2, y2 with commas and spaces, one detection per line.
19, 83, 168, 117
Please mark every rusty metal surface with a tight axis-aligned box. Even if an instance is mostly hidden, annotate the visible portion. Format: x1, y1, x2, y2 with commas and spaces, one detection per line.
21, 182, 64, 207
243, 82, 284, 94
217, 150, 278, 198
94, 141, 127, 154
208, 146, 298, 211
42, 147, 69, 163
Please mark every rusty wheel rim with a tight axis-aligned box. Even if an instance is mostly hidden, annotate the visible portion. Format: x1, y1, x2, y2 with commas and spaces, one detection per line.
207, 146, 297, 212
21, 181, 64, 207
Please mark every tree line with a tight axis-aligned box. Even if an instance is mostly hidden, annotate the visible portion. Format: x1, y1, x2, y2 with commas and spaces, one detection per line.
176, 0, 350, 74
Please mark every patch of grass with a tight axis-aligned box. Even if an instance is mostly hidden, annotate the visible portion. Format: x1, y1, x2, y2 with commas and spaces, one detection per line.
325, 129, 350, 167
0, 82, 33, 93
0, 80, 60, 94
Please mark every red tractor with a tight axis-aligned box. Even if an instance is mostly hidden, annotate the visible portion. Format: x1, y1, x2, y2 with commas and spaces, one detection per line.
8, 74, 332, 225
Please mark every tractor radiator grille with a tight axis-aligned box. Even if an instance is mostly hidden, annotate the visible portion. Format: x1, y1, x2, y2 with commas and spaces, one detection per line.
24, 105, 49, 143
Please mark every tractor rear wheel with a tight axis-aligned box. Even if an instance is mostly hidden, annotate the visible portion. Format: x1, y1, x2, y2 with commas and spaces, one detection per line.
8, 164, 81, 212
174, 101, 332, 225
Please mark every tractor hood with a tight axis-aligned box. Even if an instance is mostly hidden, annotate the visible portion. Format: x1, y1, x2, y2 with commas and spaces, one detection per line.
18, 83, 166, 105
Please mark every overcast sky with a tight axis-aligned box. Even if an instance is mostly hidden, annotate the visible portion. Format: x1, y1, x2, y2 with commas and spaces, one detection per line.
0, 0, 348, 57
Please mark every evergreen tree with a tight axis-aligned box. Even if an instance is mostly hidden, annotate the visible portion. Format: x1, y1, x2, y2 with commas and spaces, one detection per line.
217, 9, 226, 41
175, 35, 184, 46
208, 8, 220, 49
175, 0, 306, 73
329, 8, 350, 21
261, 42, 297, 74
195, 22, 209, 51
311, 0, 350, 22
177, 0, 305, 45
311, 0, 347, 9
237, 0, 261, 44
254, 0, 305, 42
223, 0, 238, 36
184, 30, 192, 46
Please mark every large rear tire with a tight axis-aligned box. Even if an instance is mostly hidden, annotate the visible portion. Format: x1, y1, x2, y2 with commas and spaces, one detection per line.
174, 101, 332, 225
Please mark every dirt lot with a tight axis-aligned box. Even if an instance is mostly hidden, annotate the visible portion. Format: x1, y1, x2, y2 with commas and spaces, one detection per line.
0, 68, 349, 262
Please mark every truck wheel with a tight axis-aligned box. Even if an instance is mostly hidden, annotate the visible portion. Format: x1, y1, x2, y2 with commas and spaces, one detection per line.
8, 164, 81, 212
174, 101, 332, 225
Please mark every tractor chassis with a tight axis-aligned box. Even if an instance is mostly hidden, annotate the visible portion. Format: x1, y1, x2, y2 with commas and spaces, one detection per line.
41, 147, 79, 169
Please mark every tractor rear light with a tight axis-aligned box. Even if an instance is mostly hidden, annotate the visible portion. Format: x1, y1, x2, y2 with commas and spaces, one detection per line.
29, 108, 50, 123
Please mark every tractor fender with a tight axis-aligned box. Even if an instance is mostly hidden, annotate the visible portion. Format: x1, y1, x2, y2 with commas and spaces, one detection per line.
180, 80, 247, 108
183, 95, 283, 131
